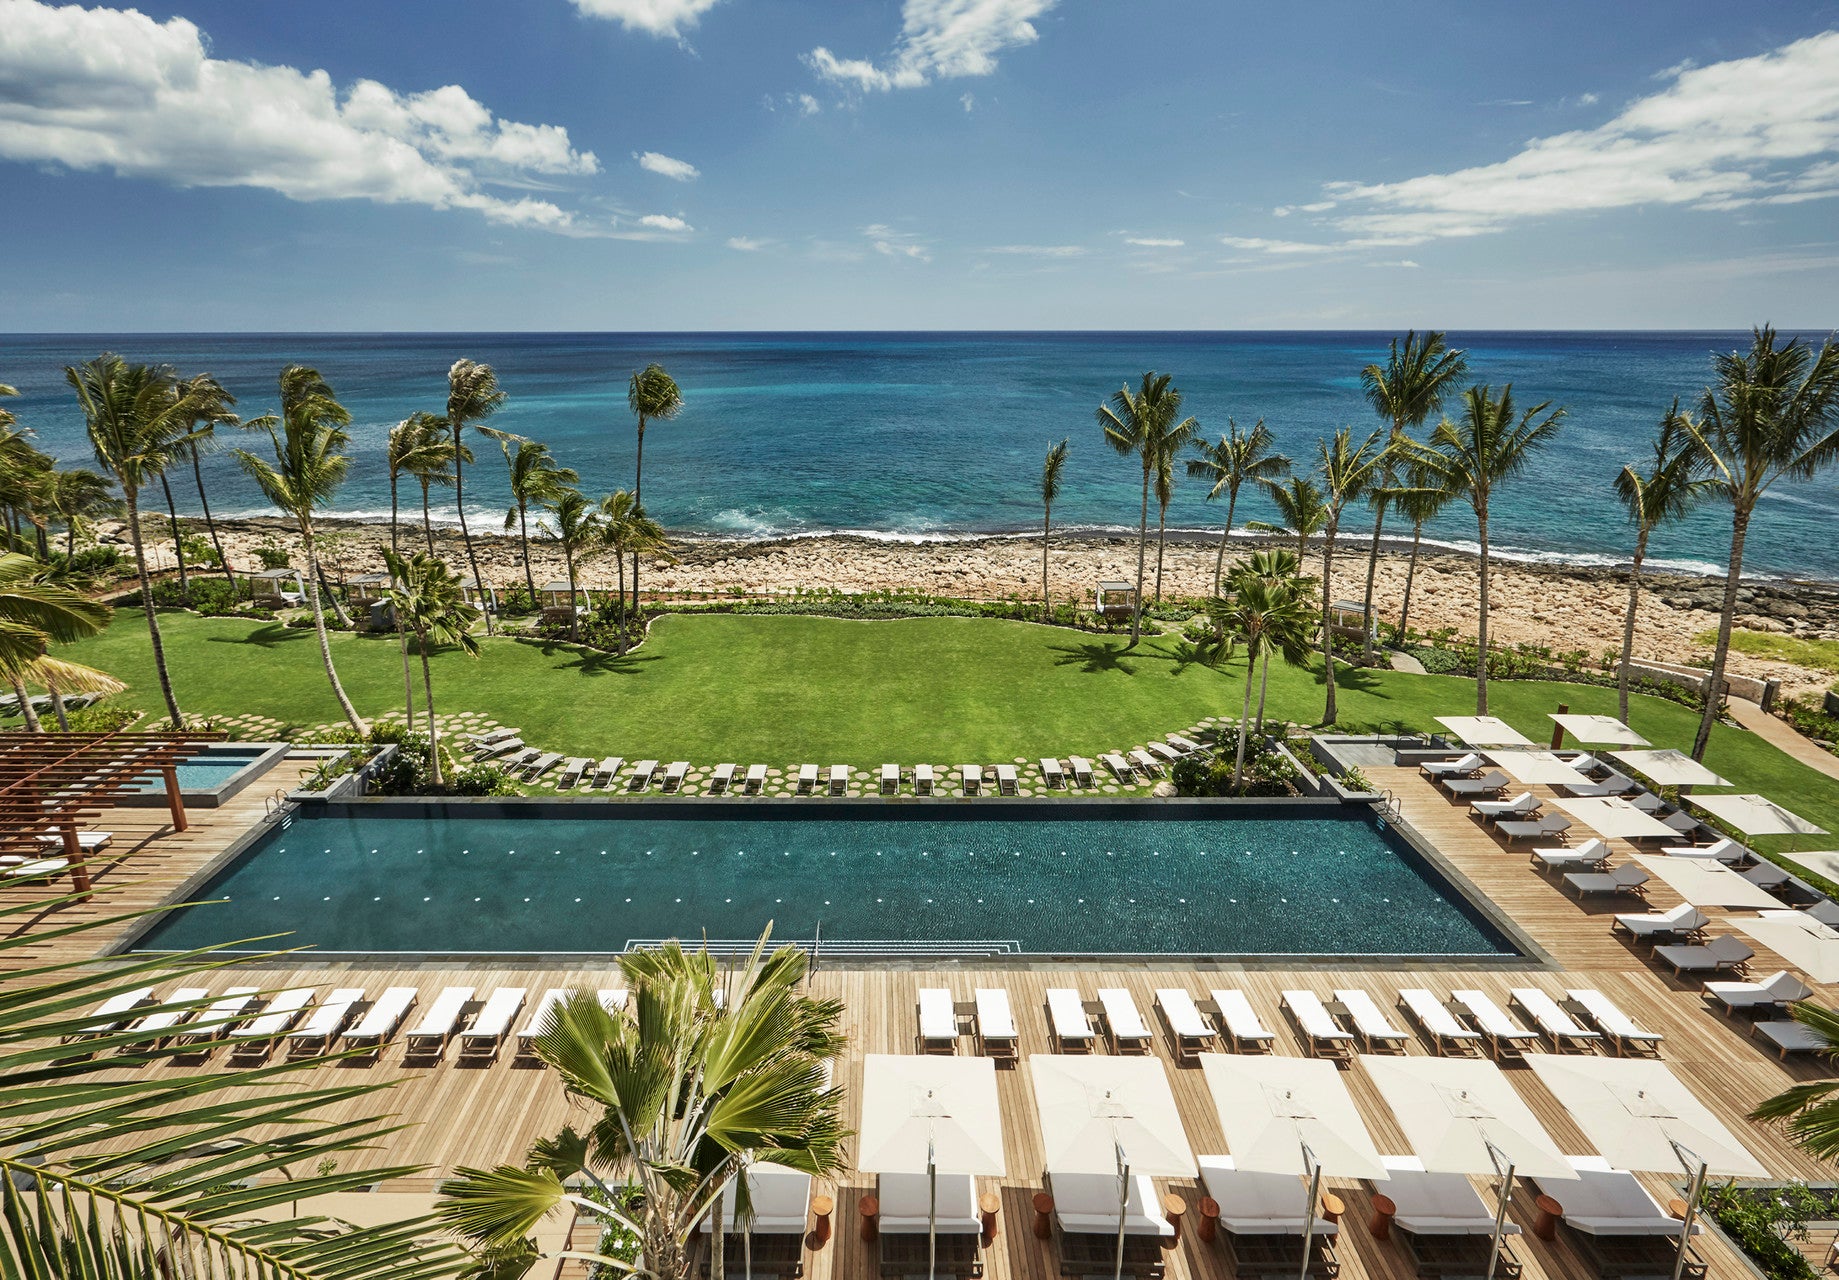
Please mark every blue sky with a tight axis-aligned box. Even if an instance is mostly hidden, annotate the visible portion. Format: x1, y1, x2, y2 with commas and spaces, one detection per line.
2, 0, 1838, 330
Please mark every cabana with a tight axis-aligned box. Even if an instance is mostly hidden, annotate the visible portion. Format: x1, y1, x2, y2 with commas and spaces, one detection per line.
344, 571, 391, 604
1094, 580, 1137, 622
245, 566, 305, 606
538, 581, 585, 612
1326, 599, 1372, 640
458, 576, 499, 612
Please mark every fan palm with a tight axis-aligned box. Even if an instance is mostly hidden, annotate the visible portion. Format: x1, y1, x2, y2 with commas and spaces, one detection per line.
1400, 385, 1565, 714
1357, 331, 1469, 663
1677, 326, 1839, 760
67, 354, 215, 728
1187, 417, 1290, 595
542, 488, 598, 642
438, 931, 847, 1280
1040, 438, 1068, 618
1382, 460, 1456, 639
387, 413, 452, 557
0, 893, 469, 1280
446, 359, 509, 634
233, 365, 367, 734
1249, 474, 1327, 563
598, 490, 669, 655
626, 363, 684, 614
1224, 547, 1313, 736
174, 373, 241, 593
1751, 1003, 1839, 1157
46, 467, 119, 560
383, 549, 482, 788
0, 551, 118, 731
0, 408, 54, 556
1208, 571, 1316, 792
1314, 426, 1391, 725
1613, 403, 1715, 724
1097, 372, 1199, 646
490, 435, 578, 607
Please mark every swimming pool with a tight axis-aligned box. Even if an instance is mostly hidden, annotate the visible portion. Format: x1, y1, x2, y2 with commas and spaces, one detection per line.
133, 801, 1519, 958
117, 744, 288, 808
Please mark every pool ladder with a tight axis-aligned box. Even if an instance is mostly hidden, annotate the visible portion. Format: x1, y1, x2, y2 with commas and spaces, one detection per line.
262, 788, 296, 826
1376, 788, 1401, 822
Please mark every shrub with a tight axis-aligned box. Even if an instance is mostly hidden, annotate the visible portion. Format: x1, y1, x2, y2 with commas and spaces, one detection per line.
251, 543, 291, 569
179, 533, 221, 566
449, 763, 519, 796
497, 584, 537, 618
284, 608, 351, 632
49, 545, 124, 584
1778, 696, 1839, 753
63, 702, 140, 733
1171, 730, 1298, 797
1339, 766, 1375, 793
1703, 1181, 1824, 1280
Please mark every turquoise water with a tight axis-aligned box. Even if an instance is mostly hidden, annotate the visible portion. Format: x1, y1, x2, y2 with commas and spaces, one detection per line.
128, 751, 264, 792
134, 804, 1515, 957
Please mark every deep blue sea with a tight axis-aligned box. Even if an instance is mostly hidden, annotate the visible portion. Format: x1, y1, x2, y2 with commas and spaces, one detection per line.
5, 330, 1836, 578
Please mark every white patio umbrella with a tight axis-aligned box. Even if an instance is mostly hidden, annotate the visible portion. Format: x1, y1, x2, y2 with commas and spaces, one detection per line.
1550, 714, 1649, 747
857, 1054, 1006, 1280
1362, 1055, 1575, 1280
1607, 749, 1731, 789
1483, 750, 1593, 787
1030, 1055, 1196, 1280
1199, 1054, 1386, 1280
1548, 795, 1681, 841
1689, 793, 1827, 837
1436, 716, 1535, 748
1526, 1055, 1766, 1280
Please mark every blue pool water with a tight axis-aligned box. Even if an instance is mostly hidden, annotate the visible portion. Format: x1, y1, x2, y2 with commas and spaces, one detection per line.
135, 803, 1516, 957
128, 751, 265, 791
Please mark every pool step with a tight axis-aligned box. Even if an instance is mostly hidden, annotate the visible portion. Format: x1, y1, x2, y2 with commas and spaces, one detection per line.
622, 938, 1023, 958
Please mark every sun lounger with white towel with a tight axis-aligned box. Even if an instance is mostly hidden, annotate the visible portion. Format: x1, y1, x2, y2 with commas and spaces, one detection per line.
1662, 836, 1747, 864
1564, 865, 1651, 898
1068, 756, 1095, 788
344, 986, 419, 1057
880, 763, 899, 794
285, 987, 365, 1055
1612, 902, 1709, 945
1097, 987, 1153, 1054
914, 762, 934, 794
557, 757, 590, 789
1397, 988, 1483, 1056
974, 988, 1018, 1060
709, 762, 735, 794
1533, 838, 1612, 873
1448, 990, 1541, 1060
877, 1169, 982, 1233
1050, 1168, 1174, 1239
172, 987, 261, 1049
1705, 970, 1814, 1017
1654, 934, 1754, 975
1420, 752, 1482, 780
1471, 791, 1538, 824
793, 763, 816, 794
827, 765, 848, 795
1753, 1019, 1827, 1058
744, 763, 767, 794
1210, 989, 1276, 1052
995, 763, 1018, 794
700, 1161, 813, 1239
918, 988, 959, 1053
1040, 757, 1066, 789
959, 764, 982, 795
458, 987, 527, 1060
1282, 989, 1356, 1059
1046, 988, 1095, 1051
1443, 770, 1509, 798
1199, 1156, 1338, 1237
660, 761, 688, 792
1498, 813, 1572, 844
34, 829, 112, 852
1509, 988, 1602, 1053
514, 988, 572, 1059
1531, 1155, 1701, 1241
226, 988, 315, 1057
627, 760, 659, 792
1331, 988, 1410, 1053
64, 987, 155, 1042
402, 986, 475, 1058
1102, 752, 1134, 782
125, 988, 210, 1043
1563, 988, 1663, 1055
1155, 988, 1217, 1061
1374, 1155, 1521, 1275
599, 988, 630, 1014
592, 756, 623, 788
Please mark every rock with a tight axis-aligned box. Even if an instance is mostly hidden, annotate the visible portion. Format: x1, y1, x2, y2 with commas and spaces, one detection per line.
1151, 780, 1179, 798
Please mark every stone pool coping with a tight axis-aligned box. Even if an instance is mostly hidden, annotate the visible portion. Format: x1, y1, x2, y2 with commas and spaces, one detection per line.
110, 741, 292, 810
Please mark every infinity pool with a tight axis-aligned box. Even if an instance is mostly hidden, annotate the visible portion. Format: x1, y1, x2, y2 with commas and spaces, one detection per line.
134, 801, 1517, 958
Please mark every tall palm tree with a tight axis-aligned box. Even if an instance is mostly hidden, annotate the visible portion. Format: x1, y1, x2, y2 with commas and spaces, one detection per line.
1384, 460, 1456, 639
1613, 402, 1715, 724
0, 552, 117, 732
494, 436, 577, 606
1225, 547, 1313, 734
439, 932, 847, 1280
1314, 426, 1391, 724
67, 354, 214, 728
1401, 385, 1565, 714
45, 467, 117, 560
1188, 417, 1290, 594
542, 488, 598, 642
446, 359, 508, 634
1040, 437, 1069, 617
1208, 572, 1316, 792
383, 549, 481, 789
1098, 372, 1200, 646
1678, 326, 1839, 760
233, 365, 367, 734
1358, 332, 1469, 663
387, 412, 451, 557
598, 489, 668, 654
1250, 474, 1327, 563
176, 372, 239, 593
627, 363, 684, 614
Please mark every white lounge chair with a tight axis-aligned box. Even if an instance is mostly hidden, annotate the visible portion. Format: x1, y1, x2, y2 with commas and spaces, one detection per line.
34, 830, 112, 852
710, 763, 736, 794
1210, 989, 1276, 1052
700, 1161, 813, 1240
515, 987, 571, 1060
1498, 813, 1571, 844
877, 1170, 981, 1234
1531, 838, 1611, 873
1040, 758, 1066, 789
1471, 791, 1538, 824
63, 987, 155, 1042
662, 761, 689, 793
1654, 934, 1754, 976
827, 765, 848, 795
1753, 1019, 1826, 1058
1145, 741, 1181, 765
520, 752, 563, 782
172, 987, 261, 1049
796, 764, 818, 795
1531, 1156, 1702, 1244
1282, 989, 1356, 1059
592, 756, 624, 789
1167, 734, 1204, 755
1127, 748, 1161, 776
125, 988, 210, 1044
227, 988, 316, 1058
1662, 836, 1747, 864
959, 765, 982, 795
1200, 1155, 1338, 1240
1442, 769, 1509, 797
1706, 970, 1814, 1017
1050, 1168, 1173, 1238
467, 727, 517, 747
1155, 988, 1218, 1061
1562, 771, 1638, 798
1097, 988, 1153, 1054
598, 988, 630, 1014
403, 986, 475, 1059
1068, 756, 1095, 788
995, 764, 1018, 795
343, 986, 419, 1057
477, 738, 526, 762
285, 987, 365, 1056
557, 757, 591, 789
1564, 865, 1651, 899
1101, 752, 1134, 782
1046, 988, 1095, 1052
1331, 988, 1411, 1053
744, 763, 767, 794
1398, 988, 1484, 1056
1420, 752, 1483, 780
627, 760, 660, 791
1449, 990, 1541, 1060
880, 763, 899, 795
1508, 988, 1601, 1053
1612, 902, 1709, 945
914, 763, 935, 795
918, 988, 959, 1053
975, 988, 1018, 1061
1564, 988, 1663, 1056
1376, 1154, 1521, 1275
459, 987, 527, 1060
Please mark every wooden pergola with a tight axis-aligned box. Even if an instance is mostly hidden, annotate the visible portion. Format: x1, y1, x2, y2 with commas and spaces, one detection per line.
0, 729, 229, 892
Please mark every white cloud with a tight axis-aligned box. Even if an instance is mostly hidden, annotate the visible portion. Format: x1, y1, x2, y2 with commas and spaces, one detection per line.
1124, 236, 1184, 247
569, 0, 722, 39
985, 243, 1083, 257
865, 223, 930, 261
1219, 234, 1338, 255
0, 0, 598, 230
1577, 91, 1600, 106
806, 0, 1055, 93
796, 92, 822, 116
726, 235, 771, 250
1299, 30, 1839, 245
635, 150, 699, 180
638, 213, 692, 231
960, 91, 975, 112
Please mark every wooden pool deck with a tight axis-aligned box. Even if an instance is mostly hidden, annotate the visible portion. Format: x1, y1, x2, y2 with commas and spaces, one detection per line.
10, 758, 1832, 1280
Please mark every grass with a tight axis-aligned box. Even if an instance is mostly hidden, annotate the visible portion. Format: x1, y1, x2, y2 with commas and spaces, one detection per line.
1695, 627, 1839, 675
27, 609, 1839, 856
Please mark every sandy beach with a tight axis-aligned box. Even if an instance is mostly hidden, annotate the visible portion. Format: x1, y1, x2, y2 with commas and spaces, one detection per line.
114, 516, 1839, 702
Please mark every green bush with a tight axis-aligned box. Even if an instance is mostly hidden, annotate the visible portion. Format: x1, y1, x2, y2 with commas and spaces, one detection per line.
253, 543, 292, 569
284, 608, 351, 632
63, 702, 140, 733
450, 762, 519, 796
1778, 696, 1839, 752
179, 533, 221, 567
1704, 1182, 1824, 1280
497, 583, 537, 618
1171, 730, 1298, 797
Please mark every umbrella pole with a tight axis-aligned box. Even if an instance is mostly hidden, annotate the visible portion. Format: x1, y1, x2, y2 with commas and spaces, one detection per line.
1672, 1152, 1708, 1280
1484, 1143, 1514, 1280
1297, 1144, 1321, 1280
1114, 1141, 1130, 1280
929, 1135, 938, 1280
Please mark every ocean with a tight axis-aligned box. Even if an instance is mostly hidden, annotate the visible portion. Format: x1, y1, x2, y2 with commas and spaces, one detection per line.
4, 330, 1834, 579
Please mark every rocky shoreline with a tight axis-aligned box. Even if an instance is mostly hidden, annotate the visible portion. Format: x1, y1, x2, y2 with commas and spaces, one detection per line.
107, 515, 1839, 701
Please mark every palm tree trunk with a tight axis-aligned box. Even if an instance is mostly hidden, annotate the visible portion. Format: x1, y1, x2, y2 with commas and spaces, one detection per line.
452, 422, 493, 635
1692, 505, 1749, 761
631, 419, 646, 615
1255, 649, 1274, 731
126, 489, 184, 729
398, 615, 417, 732
192, 444, 236, 593
160, 472, 189, 599
420, 633, 443, 789
1398, 524, 1423, 636
1321, 519, 1338, 726
565, 547, 579, 643
316, 557, 352, 628
518, 502, 539, 606
1213, 491, 1239, 596
47, 682, 69, 731
1617, 528, 1651, 724
1232, 653, 1256, 792
1360, 501, 1387, 661
615, 547, 630, 655
389, 471, 401, 558
1041, 503, 1052, 619
1475, 507, 1491, 715
420, 480, 437, 557
65, 519, 76, 560
1154, 501, 1168, 603
9, 675, 41, 732
1129, 464, 1150, 647
301, 523, 366, 734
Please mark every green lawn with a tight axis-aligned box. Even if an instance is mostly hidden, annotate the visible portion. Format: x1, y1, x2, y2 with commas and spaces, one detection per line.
30, 609, 1839, 855
1694, 626, 1839, 676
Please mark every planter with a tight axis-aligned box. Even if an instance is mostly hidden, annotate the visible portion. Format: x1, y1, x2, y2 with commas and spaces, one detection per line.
1323, 775, 1384, 805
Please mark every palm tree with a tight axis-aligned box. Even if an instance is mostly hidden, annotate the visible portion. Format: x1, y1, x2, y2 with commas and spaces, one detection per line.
1098, 372, 1200, 646
1152, 442, 1177, 602
67, 354, 214, 728
493, 436, 577, 606
387, 412, 451, 557
1208, 572, 1316, 792
175, 372, 239, 593
598, 489, 669, 654
1225, 547, 1314, 734
1751, 1003, 1839, 1156
1358, 332, 1469, 664
0, 551, 117, 731
627, 363, 684, 614
383, 549, 482, 788
446, 359, 509, 634
1040, 438, 1069, 618
1250, 474, 1327, 563
0, 421, 54, 558
1384, 460, 1456, 639
439, 932, 847, 1280
1401, 385, 1565, 714
1188, 417, 1290, 595
45, 466, 118, 560
1613, 402, 1715, 724
1678, 326, 1839, 760
233, 365, 367, 734
1314, 426, 1391, 724
542, 488, 599, 642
